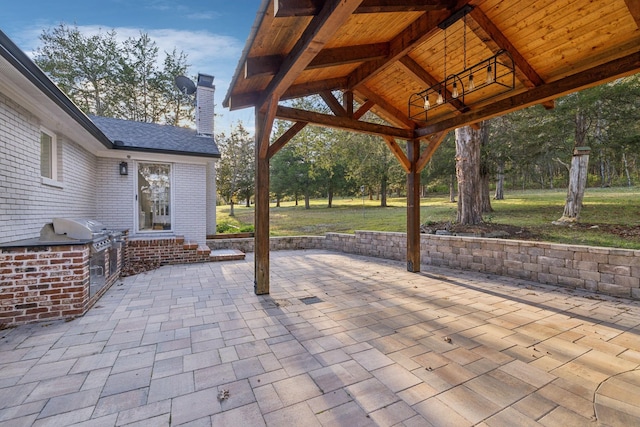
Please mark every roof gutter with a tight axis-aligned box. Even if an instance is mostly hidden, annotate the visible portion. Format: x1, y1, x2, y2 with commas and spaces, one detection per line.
222, 0, 271, 109
0, 29, 113, 150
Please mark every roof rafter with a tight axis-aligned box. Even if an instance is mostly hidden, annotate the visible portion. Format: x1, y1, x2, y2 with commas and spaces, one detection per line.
257, 0, 363, 111
245, 43, 390, 79
274, 0, 455, 17
624, 0, 640, 27
415, 51, 640, 137
276, 105, 414, 139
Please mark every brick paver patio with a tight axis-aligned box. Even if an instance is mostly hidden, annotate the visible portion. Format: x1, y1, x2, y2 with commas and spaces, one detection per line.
1, 250, 639, 426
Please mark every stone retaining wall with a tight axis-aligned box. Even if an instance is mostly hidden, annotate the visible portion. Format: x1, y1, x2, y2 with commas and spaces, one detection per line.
207, 231, 640, 300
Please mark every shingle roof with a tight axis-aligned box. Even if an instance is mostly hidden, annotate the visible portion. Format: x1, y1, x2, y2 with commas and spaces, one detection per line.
90, 115, 220, 158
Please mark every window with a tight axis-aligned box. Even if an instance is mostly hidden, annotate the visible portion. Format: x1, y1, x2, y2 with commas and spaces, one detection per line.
40, 128, 57, 180
137, 162, 172, 232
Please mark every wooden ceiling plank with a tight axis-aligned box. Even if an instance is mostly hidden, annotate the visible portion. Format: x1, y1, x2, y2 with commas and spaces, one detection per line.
276, 0, 454, 17
267, 121, 308, 158
383, 136, 411, 173
320, 90, 348, 117
468, 7, 544, 88
624, 0, 640, 27
347, 5, 459, 88
355, 85, 416, 129
259, 0, 364, 111
276, 105, 414, 139
415, 51, 640, 137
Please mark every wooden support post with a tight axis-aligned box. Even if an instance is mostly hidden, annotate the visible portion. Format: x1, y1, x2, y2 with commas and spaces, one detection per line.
254, 99, 277, 295
407, 139, 421, 273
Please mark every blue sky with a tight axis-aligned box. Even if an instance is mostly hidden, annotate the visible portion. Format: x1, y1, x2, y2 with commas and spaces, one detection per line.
0, 0, 260, 133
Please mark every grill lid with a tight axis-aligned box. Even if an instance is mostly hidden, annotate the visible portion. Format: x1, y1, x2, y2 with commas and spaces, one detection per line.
52, 218, 108, 240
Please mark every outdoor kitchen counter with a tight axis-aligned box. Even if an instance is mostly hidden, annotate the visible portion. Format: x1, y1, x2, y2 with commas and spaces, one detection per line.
0, 237, 92, 248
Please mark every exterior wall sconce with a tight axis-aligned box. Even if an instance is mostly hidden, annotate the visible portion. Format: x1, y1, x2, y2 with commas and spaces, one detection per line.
119, 161, 128, 175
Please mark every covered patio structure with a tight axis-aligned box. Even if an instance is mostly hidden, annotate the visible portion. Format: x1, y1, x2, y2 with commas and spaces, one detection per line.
0, 251, 639, 425
223, 0, 640, 294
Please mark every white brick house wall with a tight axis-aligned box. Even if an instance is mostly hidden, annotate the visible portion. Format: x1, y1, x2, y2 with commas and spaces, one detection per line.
0, 93, 96, 243
174, 162, 207, 245
95, 157, 134, 231
1, 92, 213, 246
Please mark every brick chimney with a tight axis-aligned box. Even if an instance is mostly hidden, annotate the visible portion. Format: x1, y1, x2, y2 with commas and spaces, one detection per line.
196, 73, 215, 137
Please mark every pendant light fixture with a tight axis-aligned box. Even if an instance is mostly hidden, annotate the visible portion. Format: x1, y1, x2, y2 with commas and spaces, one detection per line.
408, 5, 515, 122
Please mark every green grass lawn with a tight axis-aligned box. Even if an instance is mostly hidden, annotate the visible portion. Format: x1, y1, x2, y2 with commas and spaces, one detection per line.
216, 186, 640, 249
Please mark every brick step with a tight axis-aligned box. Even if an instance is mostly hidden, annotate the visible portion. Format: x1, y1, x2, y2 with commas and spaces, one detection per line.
209, 249, 246, 262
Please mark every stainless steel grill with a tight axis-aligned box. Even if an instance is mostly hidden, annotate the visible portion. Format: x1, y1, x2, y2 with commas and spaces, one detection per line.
49, 218, 124, 298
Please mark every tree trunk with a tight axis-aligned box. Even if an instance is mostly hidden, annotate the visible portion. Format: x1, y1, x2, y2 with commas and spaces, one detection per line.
455, 125, 483, 225
229, 199, 235, 217
380, 176, 388, 207
246, 197, 250, 208
276, 195, 281, 208
623, 152, 632, 187
449, 174, 456, 202
494, 161, 505, 200
556, 110, 590, 224
304, 191, 310, 209
479, 122, 493, 213
327, 187, 334, 208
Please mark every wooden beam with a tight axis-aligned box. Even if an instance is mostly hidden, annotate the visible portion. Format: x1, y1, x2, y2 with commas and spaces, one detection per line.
258, 0, 363, 111
275, 0, 453, 17
624, 0, 640, 27
259, 95, 279, 159
468, 7, 544, 89
254, 102, 276, 295
320, 90, 348, 117
282, 77, 349, 100
244, 44, 389, 79
383, 136, 411, 172
415, 51, 640, 138
347, 6, 454, 88
406, 138, 421, 273
344, 90, 354, 117
354, 99, 375, 119
355, 85, 417, 129
416, 131, 447, 172
267, 121, 308, 159
276, 105, 414, 139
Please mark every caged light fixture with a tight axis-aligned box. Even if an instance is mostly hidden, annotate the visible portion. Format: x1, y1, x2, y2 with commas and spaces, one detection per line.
409, 5, 515, 122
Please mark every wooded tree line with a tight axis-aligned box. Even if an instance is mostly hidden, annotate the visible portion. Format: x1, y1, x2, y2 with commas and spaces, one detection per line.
216, 75, 639, 212
34, 24, 193, 125
33, 25, 639, 218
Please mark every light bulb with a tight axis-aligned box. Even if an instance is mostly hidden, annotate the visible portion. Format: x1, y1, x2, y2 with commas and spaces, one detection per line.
423, 96, 430, 110
451, 82, 459, 99
486, 65, 494, 84
467, 74, 475, 91
436, 90, 444, 105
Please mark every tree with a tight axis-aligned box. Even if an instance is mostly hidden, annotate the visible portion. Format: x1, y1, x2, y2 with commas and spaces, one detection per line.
455, 125, 483, 225
216, 123, 254, 215
35, 24, 120, 116
34, 23, 193, 124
